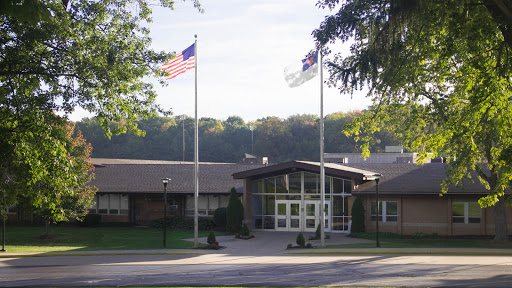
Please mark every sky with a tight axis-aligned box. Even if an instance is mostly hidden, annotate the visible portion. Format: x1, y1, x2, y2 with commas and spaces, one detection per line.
71, 0, 372, 122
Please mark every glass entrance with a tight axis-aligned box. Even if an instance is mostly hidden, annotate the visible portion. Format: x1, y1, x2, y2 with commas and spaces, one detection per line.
275, 200, 301, 231
304, 200, 331, 232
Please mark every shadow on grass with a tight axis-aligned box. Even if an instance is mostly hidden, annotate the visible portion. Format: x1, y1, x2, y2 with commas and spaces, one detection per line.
2, 224, 220, 253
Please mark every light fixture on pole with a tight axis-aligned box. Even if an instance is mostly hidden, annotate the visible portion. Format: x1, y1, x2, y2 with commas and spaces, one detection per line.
373, 173, 381, 248
249, 126, 254, 154
1, 207, 6, 252
161, 178, 171, 248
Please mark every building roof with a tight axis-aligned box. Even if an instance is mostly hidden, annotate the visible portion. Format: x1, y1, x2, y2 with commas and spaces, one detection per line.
90, 158, 264, 194
232, 160, 379, 181
343, 163, 490, 196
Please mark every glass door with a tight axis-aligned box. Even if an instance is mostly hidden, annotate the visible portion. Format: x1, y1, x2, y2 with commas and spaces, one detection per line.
304, 200, 319, 232
304, 200, 330, 232
275, 200, 301, 231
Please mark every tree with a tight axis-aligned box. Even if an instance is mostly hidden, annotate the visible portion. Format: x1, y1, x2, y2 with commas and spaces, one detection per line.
30, 121, 96, 235
1, 0, 201, 220
314, 0, 512, 240
351, 197, 365, 233
226, 187, 244, 233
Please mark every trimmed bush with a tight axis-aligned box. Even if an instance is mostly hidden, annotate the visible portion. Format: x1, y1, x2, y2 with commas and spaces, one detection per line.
315, 223, 321, 238
240, 224, 250, 237
79, 213, 101, 227
296, 232, 306, 247
213, 207, 227, 227
207, 231, 217, 245
151, 215, 214, 231
351, 197, 366, 233
226, 187, 244, 233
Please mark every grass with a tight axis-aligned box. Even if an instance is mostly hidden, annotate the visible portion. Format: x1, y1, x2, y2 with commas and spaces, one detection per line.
325, 232, 512, 249
1, 224, 223, 253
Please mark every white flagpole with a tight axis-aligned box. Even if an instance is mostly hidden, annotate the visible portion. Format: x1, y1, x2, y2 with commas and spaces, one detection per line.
194, 35, 199, 247
319, 49, 325, 247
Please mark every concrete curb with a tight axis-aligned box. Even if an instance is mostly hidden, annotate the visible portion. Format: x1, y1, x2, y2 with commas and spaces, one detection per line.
287, 250, 512, 255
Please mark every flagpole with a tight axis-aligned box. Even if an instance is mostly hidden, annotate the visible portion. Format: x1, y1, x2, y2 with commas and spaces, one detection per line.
319, 49, 325, 247
193, 34, 199, 247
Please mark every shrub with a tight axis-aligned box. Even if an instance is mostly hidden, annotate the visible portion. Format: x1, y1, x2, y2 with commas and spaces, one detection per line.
306, 243, 312, 248
287, 243, 293, 249
226, 187, 244, 233
240, 224, 250, 237
296, 232, 306, 247
213, 207, 227, 227
351, 197, 366, 233
79, 213, 101, 227
207, 231, 217, 245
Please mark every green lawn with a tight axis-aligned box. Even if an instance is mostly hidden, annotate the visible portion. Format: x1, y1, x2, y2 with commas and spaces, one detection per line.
1, 225, 220, 252
325, 232, 512, 249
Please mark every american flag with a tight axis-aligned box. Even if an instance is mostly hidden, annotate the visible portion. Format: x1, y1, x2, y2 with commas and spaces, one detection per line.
162, 43, 195, 80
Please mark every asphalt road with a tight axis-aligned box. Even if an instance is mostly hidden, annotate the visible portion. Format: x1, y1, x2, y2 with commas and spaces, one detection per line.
2, 252, 512, 287
1, 232, 512, 287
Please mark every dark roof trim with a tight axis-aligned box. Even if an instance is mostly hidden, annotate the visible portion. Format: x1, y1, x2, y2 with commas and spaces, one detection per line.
232, 160, 378, 181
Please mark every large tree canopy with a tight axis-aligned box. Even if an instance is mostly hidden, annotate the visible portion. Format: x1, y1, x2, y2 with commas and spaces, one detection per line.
0, 0, 201, 219
314, 0, 512, 240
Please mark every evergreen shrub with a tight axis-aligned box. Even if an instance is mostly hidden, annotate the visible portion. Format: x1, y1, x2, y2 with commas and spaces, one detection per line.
351, 197, 366, 233
226, 187, 244, 233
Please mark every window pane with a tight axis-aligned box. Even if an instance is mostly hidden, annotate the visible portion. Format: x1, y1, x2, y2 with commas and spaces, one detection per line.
324, 176, 331, 194
468, 217, 480, 224
98, 194, 109, 214
333, 178, 343, 194
252, 180, 264, 194
289, 173, 301, 194
452, 216, 465, 223
304, 172, 318, 194
371, 202, 382, 215
344, 179, 352, 193
252, 195, 263, 216
121, 195, 129, 209
332, 196, 344, 216
263, 216, 275, 229
386, 202, 398, 216
452, 202, 465, 217
290, 203, 300, 216
386, 216, 398, 222
276, 175, 287, 193
264, 177, 275, 194
264, 195, 275, 215
306, 203, 316, 217
468, 202, 481, 217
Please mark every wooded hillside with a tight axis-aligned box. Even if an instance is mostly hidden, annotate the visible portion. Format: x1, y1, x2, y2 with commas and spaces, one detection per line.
76, 112, 399, 163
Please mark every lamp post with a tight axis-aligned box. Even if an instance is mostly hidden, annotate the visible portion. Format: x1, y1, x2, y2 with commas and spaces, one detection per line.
1, 207, 6, 252
374, 174, 381, 248
249, 126, 254, 154
161, 178, 171, 248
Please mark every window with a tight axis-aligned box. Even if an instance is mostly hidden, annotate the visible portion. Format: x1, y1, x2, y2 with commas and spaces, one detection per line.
185, 195, 228, 217
90, 194, 129, 215
452, 202, 480, 224
7, 206, 17, 214
371, 201, 398, 222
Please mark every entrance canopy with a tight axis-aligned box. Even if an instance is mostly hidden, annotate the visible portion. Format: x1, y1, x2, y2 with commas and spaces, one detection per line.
232, 160, 378, 183
232, 161, 380, 233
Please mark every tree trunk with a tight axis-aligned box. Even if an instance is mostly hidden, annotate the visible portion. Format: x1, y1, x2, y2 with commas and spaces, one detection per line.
493, 196, 509, 242
44, 219, 50, 237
